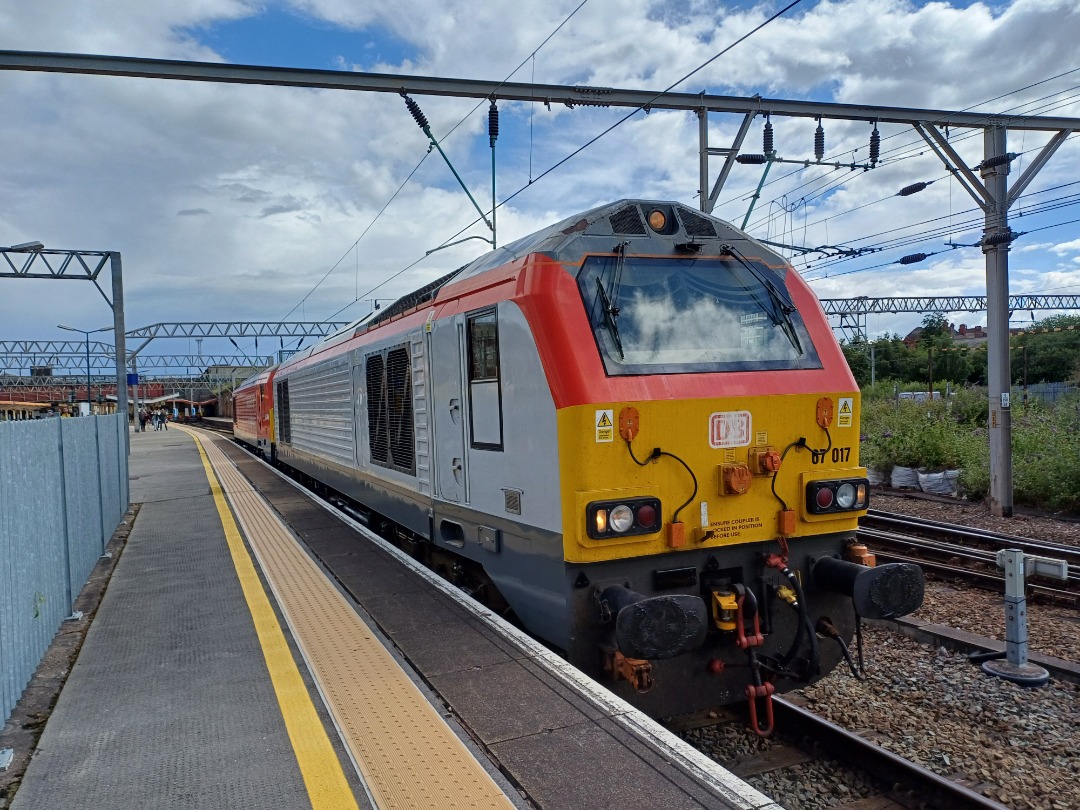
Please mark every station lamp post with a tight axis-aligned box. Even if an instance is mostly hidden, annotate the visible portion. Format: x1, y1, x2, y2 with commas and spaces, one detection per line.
57, 324, 111, 414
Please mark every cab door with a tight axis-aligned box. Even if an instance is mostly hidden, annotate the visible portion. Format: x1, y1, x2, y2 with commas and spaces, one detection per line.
429, 315, 467, 502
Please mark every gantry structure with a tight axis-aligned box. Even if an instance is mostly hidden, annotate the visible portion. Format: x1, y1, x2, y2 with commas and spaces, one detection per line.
3, 50, 1078, 514
820, 295, 1080, 341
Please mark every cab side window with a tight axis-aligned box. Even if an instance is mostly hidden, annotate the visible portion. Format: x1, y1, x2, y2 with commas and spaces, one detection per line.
467, 309, 503, 450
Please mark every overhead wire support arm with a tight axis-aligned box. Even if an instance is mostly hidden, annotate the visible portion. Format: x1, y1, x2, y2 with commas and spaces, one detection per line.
913, 123, 992, 210
1006, 129, 1073, 208
699, 110, 755, 214
402, 93, 494, 235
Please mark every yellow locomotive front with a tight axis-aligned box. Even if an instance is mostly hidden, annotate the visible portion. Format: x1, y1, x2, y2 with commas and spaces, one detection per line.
538, 202, 923, 725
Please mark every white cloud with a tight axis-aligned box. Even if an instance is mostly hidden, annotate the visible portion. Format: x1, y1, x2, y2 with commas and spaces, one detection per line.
1049, 239, 1080, 255
1, 0, 1079, 366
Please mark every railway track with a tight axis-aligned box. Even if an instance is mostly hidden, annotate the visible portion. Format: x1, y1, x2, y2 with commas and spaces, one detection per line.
196, 422, 1041, 808
673, 699, 1008, 809
858, 511, 1080, 605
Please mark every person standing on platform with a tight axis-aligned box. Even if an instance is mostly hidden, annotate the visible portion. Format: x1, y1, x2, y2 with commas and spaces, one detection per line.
138, 408, 148, 432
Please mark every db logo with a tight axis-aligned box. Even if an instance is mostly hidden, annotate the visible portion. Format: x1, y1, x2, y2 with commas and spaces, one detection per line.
709, 411, 752, 449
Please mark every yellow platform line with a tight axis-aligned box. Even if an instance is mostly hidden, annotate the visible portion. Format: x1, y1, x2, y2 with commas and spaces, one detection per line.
183, 427, 516, 810
183, 427, 359, 810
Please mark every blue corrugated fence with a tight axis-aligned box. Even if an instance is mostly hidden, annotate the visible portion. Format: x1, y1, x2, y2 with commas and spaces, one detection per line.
0, 414, 129, 726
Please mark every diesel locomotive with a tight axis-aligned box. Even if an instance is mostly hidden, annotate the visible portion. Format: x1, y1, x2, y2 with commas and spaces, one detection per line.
232, 199, 924, 731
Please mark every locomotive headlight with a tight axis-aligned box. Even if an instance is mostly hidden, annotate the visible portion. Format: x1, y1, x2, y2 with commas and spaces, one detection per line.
835, 483, 856, 509
609, 505, 634, 533
806, 478, 870, 515
586, 497, 662, 539
595, 509, 608, 533
647, 209, 667, 230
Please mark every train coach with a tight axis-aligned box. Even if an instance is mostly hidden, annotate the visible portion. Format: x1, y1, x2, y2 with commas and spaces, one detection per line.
236, 199, 924, 730
232, 365, 275, 456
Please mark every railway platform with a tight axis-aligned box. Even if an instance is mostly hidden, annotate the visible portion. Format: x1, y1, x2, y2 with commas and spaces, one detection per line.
7, 426, 781, 810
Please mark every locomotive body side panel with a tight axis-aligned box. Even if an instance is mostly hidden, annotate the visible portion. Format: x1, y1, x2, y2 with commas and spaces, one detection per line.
427, 301, 567, 646
257, 367, 276, 456
275, 327, 432, 539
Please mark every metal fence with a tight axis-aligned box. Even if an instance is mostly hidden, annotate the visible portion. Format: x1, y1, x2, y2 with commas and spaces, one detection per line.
0, 413, 129, 726
1022, 382, 1078, 405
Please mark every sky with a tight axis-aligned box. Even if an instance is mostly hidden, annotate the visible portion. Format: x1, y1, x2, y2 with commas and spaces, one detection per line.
2, 0, 1080, 372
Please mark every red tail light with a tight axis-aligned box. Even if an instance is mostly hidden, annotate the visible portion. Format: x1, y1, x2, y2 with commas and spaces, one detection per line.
586, 497, 663, 539
806, 478, 869, 515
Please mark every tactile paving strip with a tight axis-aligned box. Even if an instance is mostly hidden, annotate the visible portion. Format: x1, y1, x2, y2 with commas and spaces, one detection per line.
188, 429, 515, 810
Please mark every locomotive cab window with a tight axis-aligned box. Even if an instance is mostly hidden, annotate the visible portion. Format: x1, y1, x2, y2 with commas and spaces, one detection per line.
577, 255, 822, 375
467, 309, 503, 450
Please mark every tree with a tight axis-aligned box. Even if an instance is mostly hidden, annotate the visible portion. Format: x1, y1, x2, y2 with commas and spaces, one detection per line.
1013, 314, 1080, 384
920, 313, 949, 338
841, 340, 871, 386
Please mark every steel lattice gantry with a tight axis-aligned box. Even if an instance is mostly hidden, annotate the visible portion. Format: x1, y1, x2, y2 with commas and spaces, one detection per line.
0, 353, 275, 372
4, 52, 1080, 515
124, 322, 349, 340
819, 295, 1080, 340
0, 245, 129, 443
0, 323, 346, 410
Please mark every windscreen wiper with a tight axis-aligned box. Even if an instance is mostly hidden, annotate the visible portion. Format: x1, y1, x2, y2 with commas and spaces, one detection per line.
595, 277, 624, 359
720, 244, 803, 355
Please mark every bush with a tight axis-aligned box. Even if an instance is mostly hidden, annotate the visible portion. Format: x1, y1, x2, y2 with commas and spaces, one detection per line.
1011, 398, 1080, 512
858, 390, 1080, 513
859, 398, 966, 472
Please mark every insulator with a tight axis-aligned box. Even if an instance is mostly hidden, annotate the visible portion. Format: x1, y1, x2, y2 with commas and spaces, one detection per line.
980, 152, 1017, 170
488, 100, 499, 147
899, 253, 928, 265
983, 230, 1015, 246
898, 182, 928, 197
763, 120, 774, 155
869, 126, 880, 166
814, 120, 825, 161
404, 95, 429, 132
736, 154, 768, 164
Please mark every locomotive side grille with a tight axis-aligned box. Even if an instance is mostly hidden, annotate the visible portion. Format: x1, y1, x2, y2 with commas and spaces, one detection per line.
287, 358, 355, 464
277, 380, 291, 443
366, 354, 388, 464
411, 333, 430, 494
503, 488, 522, 515
386, 346, 416, 475
609, 205, 646, 235
678, 208, 718, 238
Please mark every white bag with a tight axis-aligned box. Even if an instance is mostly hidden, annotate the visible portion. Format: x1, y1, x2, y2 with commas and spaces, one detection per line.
890, 466, 919, 489
918, 469, 960, 496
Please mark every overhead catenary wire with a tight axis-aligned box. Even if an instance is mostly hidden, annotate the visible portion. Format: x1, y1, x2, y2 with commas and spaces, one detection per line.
723, 73, 1080, 239
763, 130, 1079, 271
319, 27, 1074, 327
800, 184, 1080, 279
279, 0, 594, 328
423, 0, 806, 258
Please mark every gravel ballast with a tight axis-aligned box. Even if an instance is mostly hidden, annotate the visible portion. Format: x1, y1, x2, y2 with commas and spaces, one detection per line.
682, 494, 1080, 810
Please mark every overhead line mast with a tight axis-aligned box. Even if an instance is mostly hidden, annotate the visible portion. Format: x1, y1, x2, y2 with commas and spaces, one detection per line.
4, 50, 1079, 516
